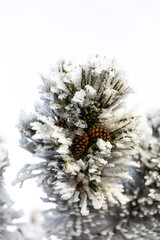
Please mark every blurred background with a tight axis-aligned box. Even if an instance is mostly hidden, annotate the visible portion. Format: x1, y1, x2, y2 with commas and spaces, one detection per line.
0, 0, 160, 223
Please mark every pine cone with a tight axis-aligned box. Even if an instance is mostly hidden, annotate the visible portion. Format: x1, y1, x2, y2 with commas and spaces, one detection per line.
55, 118, 76, 131
55, 118, 69, 128
76, 181, 85, 192
73, 132, 89, 159
88, 124, 111, 142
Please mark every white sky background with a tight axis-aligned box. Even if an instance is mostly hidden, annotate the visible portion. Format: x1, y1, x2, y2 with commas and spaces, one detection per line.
0, 0, 160, 224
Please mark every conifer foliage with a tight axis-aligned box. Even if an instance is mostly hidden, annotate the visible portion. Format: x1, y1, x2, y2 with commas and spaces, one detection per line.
16, 55, 148, 239
85, 111, 160, 240
109, 111, 160, 240
0, 144, 22, 240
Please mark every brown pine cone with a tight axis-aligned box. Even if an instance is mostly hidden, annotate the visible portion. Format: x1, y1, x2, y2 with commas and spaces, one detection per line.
72, 132, 89, 159
55, 118, 69, 128
55, 118, 76, 131
88, 124, 111, 142
76, 181, 85, 192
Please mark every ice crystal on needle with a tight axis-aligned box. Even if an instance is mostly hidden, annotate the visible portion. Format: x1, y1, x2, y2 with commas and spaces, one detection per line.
16, 55, 148, 239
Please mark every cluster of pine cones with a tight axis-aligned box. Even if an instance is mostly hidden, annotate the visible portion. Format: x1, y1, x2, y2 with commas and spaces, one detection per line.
56, 119, 111, 159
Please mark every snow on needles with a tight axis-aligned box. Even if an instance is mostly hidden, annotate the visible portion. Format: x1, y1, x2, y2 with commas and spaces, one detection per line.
16, 55, 148, 234
0, 144, 22, 240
